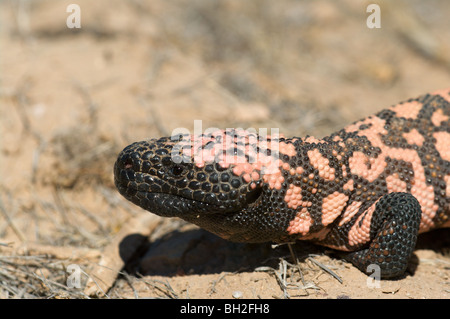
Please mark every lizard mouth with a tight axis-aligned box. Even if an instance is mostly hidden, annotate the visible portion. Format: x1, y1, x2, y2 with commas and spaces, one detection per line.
117, 186, 215, 218
114, 162, 263, 218
114, 151, 279, 243
114, 167, 223, 217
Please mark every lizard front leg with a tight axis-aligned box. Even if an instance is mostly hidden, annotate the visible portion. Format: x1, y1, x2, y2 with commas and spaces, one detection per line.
344, 192, 422, 278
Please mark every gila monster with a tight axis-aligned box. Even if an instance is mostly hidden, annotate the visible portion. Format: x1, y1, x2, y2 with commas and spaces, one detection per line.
114, 89, 450, 279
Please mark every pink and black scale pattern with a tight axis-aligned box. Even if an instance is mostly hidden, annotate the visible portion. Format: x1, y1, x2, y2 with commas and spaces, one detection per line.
114, 89, 450, 278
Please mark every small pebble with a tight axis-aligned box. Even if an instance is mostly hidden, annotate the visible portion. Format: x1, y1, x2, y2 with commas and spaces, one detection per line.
232, 291, 243, 299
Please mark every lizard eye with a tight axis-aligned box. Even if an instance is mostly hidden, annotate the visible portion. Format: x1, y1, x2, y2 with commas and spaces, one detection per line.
171, 164, 184, 176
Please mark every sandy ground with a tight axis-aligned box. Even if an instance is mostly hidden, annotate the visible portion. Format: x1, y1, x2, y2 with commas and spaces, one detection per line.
0, 0, 449, 299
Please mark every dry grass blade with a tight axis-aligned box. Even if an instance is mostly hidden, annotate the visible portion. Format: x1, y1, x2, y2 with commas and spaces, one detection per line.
307, 256, 343, 284
139, 277, 179, 299
255, 258, 320, 299
208, 272, 235, 296
0, 254, 88, 299
0, 195, 26, 242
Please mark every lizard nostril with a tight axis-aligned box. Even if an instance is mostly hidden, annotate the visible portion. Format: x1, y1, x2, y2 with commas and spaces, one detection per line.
118, 152, 134, 170
125, 163, 133, 169
122, 157, 133, 169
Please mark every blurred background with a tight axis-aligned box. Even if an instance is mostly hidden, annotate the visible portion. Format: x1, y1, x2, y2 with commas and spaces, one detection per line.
0, 0, 449, 298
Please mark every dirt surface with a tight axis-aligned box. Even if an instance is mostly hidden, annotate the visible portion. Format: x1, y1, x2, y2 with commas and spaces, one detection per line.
1, 0, 450, 299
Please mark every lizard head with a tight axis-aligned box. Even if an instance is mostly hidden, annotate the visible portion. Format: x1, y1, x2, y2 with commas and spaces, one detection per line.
114, 129, 298, 242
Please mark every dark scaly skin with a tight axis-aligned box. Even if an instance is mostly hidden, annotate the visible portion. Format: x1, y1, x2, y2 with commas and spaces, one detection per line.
114, 89, 450, 279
